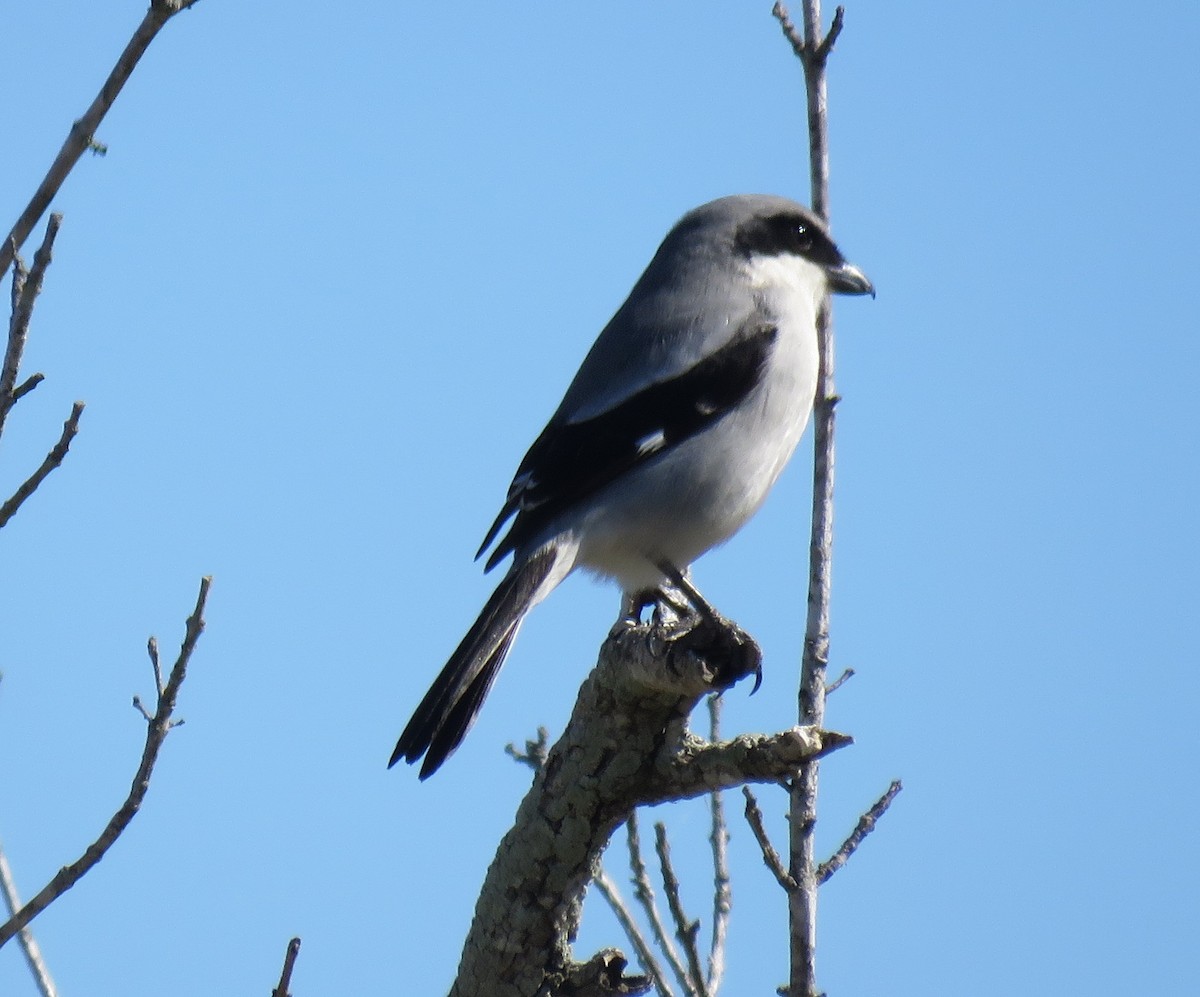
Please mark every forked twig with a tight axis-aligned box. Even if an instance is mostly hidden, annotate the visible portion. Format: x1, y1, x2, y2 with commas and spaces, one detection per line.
627, 812, 690, 992
2, 215, 62, 435
0, 577, 211, 947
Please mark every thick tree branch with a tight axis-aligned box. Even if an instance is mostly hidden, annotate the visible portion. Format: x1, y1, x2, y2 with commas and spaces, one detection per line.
448, 617, 847, 997
0, 577, 211, 948
0, 1, 203, 275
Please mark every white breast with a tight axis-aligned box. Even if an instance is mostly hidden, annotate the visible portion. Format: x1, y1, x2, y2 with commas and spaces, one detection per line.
567, 255, 824, 592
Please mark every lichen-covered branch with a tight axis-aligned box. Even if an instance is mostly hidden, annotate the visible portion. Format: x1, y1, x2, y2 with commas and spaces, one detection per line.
448, 618, 847, 997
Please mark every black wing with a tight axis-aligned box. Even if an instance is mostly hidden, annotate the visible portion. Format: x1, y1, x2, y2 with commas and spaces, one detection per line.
477, 320, 778, 570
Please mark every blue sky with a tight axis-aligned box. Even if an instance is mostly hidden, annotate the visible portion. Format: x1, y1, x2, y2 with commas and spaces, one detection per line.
2, 2, 1198, 994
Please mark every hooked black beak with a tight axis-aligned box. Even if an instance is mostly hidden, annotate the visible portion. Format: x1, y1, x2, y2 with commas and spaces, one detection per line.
827, 261, 875, 298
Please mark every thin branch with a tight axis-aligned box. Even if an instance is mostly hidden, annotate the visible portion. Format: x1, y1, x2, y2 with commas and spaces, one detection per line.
2, 215, 61, 435
0, 401, 85, 530
13, 373, 44, 403
813, 7, 846, 63
0, 577, 211, 948
271, 937, 302, 997
816, 781, 902, 884
594, 869, 675, 997
824, 667, 854, 696
771, 2, 807, 60
0, 1, 203, 275
741, 787, 795, 893
0, 841, 58, 997
148, 635, 164, 698
627, 811, 691, 994
705, 697, 730, 995
774, 2, 847, 995
654, 823, 708, 997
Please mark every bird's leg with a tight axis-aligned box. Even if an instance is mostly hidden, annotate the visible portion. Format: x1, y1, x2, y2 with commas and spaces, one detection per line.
654, 562, 720, 624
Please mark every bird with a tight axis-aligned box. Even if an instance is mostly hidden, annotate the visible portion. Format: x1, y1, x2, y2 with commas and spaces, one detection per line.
391, 194, 873, 778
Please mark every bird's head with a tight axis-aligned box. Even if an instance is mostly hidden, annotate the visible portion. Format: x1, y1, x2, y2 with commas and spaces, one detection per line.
677, 194, 874, 302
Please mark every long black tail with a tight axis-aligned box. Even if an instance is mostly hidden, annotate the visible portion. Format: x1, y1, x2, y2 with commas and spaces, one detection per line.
390, 546, 558, 778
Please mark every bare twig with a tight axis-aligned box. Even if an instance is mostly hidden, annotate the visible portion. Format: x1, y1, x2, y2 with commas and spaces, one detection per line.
705, 697, 731, 994
627, 811, 690, 993
148, 635, 165, 697
773, 2, 848, 994
2, 215, 62, 435
0, 841, 58, 997
654, 823, 708, 997
13, 373, 44, 403
772, 2, 807, 59
0, 402, 85, 530
0, 577, 211, 948
594, 869, 675, 997
816, 780, 902, 884
271, 937, 302, 997
741, 787, 795, 892
0, 1, 203, 276
504, 725, 549, 771
824, 667, 854, 695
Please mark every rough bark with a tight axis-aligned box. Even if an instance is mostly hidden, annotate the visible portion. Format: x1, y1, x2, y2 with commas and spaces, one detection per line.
449, 617, 849, 997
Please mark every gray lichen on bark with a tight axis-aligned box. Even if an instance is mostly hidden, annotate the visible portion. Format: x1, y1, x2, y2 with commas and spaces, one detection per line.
449, 616, 848, 997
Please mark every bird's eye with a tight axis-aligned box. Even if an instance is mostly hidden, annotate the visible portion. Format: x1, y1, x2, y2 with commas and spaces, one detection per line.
793, 225, 813, 250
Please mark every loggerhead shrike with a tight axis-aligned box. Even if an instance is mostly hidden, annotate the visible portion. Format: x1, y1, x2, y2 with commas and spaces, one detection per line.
391, 194, 873, 778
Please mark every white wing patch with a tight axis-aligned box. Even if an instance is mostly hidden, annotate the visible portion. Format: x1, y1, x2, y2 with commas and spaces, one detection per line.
635, 429, 666, 456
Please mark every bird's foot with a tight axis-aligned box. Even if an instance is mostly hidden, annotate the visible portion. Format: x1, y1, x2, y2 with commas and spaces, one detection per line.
611, 588, 669, 637
650, 560, 763, 692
